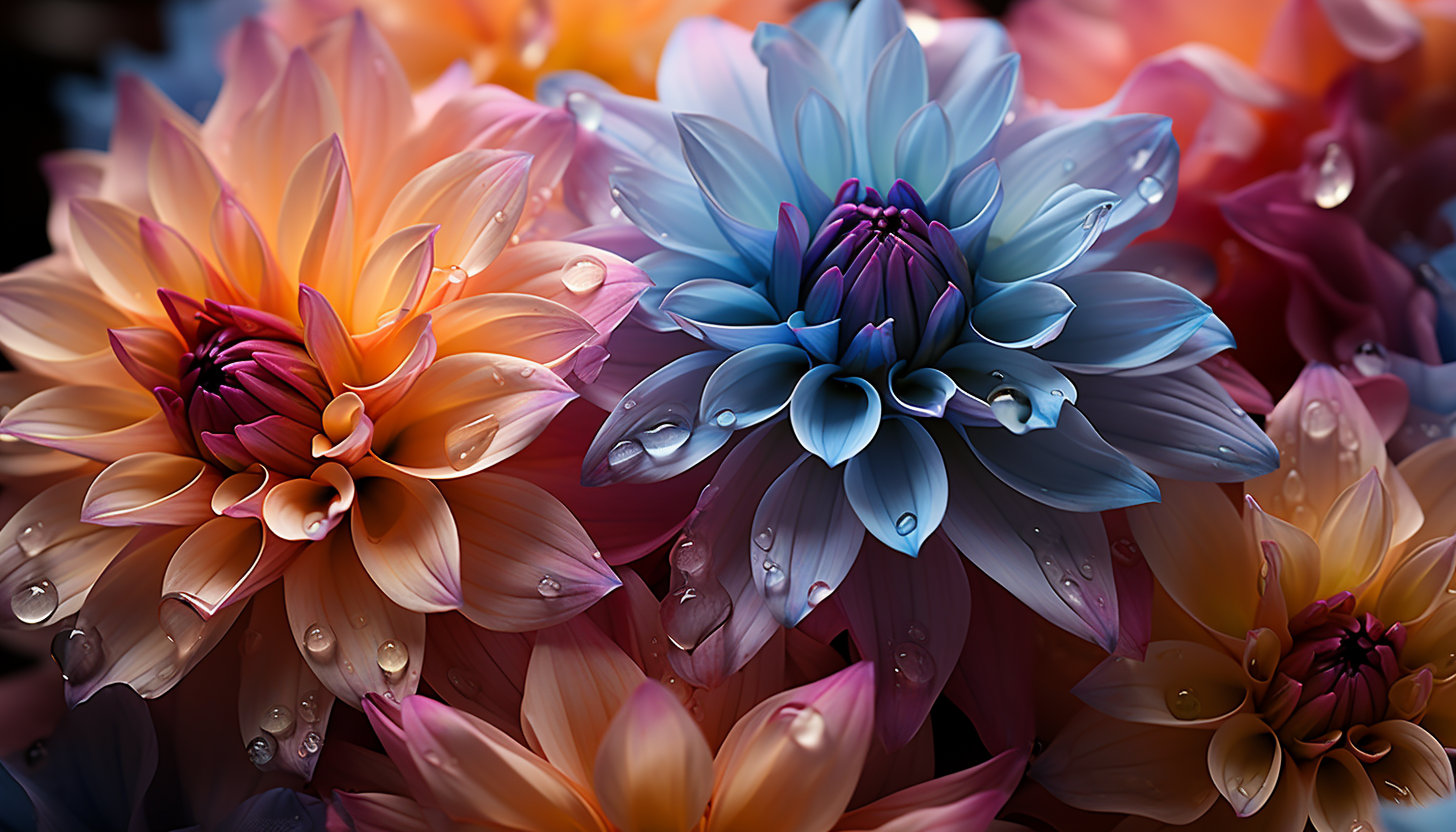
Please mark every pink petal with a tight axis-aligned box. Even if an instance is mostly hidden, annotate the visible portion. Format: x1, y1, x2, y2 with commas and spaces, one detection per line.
944, 566, 1038, 757
0, 265, 132, 384
421, 612, 530, 744
465, 240, 650, 337
834, 747, 1028, 832
431, 293, 599, 369
592, 680, 715, 832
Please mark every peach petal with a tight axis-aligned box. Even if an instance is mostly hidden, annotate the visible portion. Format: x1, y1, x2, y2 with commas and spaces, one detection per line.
332, 792, 432, 832
1030, 708, 1219, 825
464, 240, 652, 336
349, 459, 461, 612
1309, 749, 1381, 832
440, 472, 618, 632
593, 680, 714, 832
202, 19, 288, 158
431, 293, 598, 369
421, 612, 530, 745
236, 585, 337, 779
1128, 478, 1259, 641
0, 477, 138, 627
521, 616, 647, 789
0, 373, 97, 478
0, 385, 187, 462
1377, 536, 1456, 625
210, 192, 295, 320
345, 313, 438, 415
1395, 438, 1456, 553
263, 463, 355, 541
108, 326, 185, 392
298, 285, 365, 395
0, 268, 130, 378
81, 452, 223, 527
833, 747, 1026, 832
371, 352, 575, 479
1404, 598, 1456, 681
68, 197, 171, 320
349, 223, 436, 334
276, 134, 356, 304
1074, 640, 1251, 727
1243, 628, 1284, 694
314, 392, 374, 466
41, 149, 105, 253
211, 464, 287, 519
147, 120, 222, 260
102, 74, 199, 215
1244, 497, 1322, 615
1359, 720, 1455, 806
1207, 713, 1282, 817
707, 662, 876, 832
162, 516, 302, 615
283, 532, 425, 705
1313, 468, 1392, 598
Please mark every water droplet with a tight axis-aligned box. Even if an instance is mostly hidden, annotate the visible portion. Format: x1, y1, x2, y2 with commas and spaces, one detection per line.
519, 365, 536, 378
754, 526, 775, 551
247, 734, 277, 767
1078, 562, 1095, 579
159, 598, 205, 652
1313, 143, 1354, 209
1283, 469, 1307, 503
713, 408, 737, 428
1301, 399, 1337, 439
906, 622, 928, 643
1131, 147, 1153, 170
893, 642, 936, 686
493, 210, 508, 224
1352, 341, 1387, 377
537, 576, 562, 598
1081, 203, 1111, 230
662, 579, 733, 652
299, 691, 319, 723
1166, 688, 1202, 720
777, 704, 826, 749
989, 370, 1005, 380
639, 415, 691, 458
894, 512, 917, 535
989, 388, 1033, 429
1050, 388, 1064, 397
376, 639, 409, 675
350, 613, 368, 630
490, 368, 505, 386
445, 413, 499, 471
607, 439, 644, 469
446, 265, 467, 285
50, 627, 103, 683
670, 537, 708, 575
622, 399, 636, 411
565, 90, 604, 131
560, 254, 607, 294
301, 731, 323, 755
304, 624, 335, 657
1136, 175, 1165, 205
448, 667, 481, 698
10, 579, 57, 624
1061, 158, 1075, 172
16, 521, 47, 556
260, 705, 295, 738
807, 581, 832, 608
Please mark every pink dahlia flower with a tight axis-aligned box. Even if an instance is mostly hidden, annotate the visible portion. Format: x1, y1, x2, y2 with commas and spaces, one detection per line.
0, 12, 648, 777
1032, 364, 1456, 830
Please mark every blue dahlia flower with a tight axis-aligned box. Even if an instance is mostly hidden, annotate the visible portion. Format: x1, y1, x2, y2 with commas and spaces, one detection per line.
542, 0, 1278, 746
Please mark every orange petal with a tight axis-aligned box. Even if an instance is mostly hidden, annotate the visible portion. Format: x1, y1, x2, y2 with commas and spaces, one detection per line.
1377, 536, 1456, 625
101, 75, 199, 215
1395, 438, 1456, 550
1308, 749, 1380, 832
422, 611, 531, 745
0, 385, 186, 462
262, 462, 355, 541
350, 459, 461, 612
147, 120, 222, 260
521, 616, 647, 789
1359, 720, 1455, 806
316, 391, 374, 467
593, 680, 714, 832
211, 464, 287, 519
1420, 674, 1456, 746
1206, 713, 1282, 816
348, 223, 437, 334
275, 134, 355, 304
298, 285, 364, 394
0, 267, 132, 384
1403, 597, 1456, 681
162, 516, 302, 615
431, 293, 598, 368
0, 477, 138, 627
1128, 478, 1258, 641
707, 662, 876, 832
441, 472, 619, 631
236, 585, 337, 779
1030, 707, 1219, 824
371, 353, 575, 479
1073, 640, 1251, 727
68, 197, 171, 320
464, 240, 650, 335
1313, 468, 1392, 597
81, 453, 223, 527
834, 747, 1026, 831
346, 313, 438, 415
1243, 496, 1322, 614
210, 191, 295, 320
283, 532, 425, 706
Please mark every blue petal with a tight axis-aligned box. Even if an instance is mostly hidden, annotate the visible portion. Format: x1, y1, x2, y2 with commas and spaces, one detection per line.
909, 283, 968, 367
661, 279, 797, 351
832, 0, 908, 106
1032, 270, 1212, 372
937, 341, 1075, 432
657, 17, 775, 147
939, 52, 1019, 172
964, 404, 1161, 511
700, 343, 812, 430
633, 250, 756, 332
768, 203, 810, 318
795, 90, 853, 200
750, 452, 866, 626
926, 18, 1013, 98
675, 113, 798, 232
610, 162, 736, 262
1073, 367, 1279, 481
538, 72, 684, 172
788, 310, 841, 363
790, 364, 882, 466
895, 102, 952, 197
1387, 351, 1456, 417
943, 160, 1002, 256
790, 0, 851, 53
844, 416, 948, 555
996, 114, 1178, 268
980, 185, 1117, 283
1113, 316, 1236, 377
756, 23, 846, 211
863, 29, 928, 189
886, 362, 957, 418
583, 351, 733, 485
839, 320, 896, 375
969, 279, 1075, 349
931, 420, 1120, 649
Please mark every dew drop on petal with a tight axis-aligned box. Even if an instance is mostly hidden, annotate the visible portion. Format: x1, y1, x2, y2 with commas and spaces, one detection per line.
299, 691, 319, 723
607, 439, 644, 468
754, 526, 775, 551
639, 416, 691, 458
1165, 688, 1202, 720
445, 413, 499, 471
10, 579, 57, 624
16, 521, 48, 556
1082, 203, 1111, 230
565, 90, 604, 130
247, 734, 277, 767
560, 255, 607, 294
713, 408, 737, 428
670, 537, 708, 575
537, 575, 563, 598
1136, 175, 1165, 205
493, 210, 509, 224
776, 704, 826, 749
1079, 562, 1095, 580
662, 579, 733, 652
806, 581, 832, 608
159, 597, 205, 652
1352, 341, 1387, 377
1313, 143, 1354, 209
893, 642, 936, 686
260, 705, 295, 739
446, 265, 467, 285
376, 640, 409, 675
50, 627, 103, 683
989, 388, 1033, 430
1283, 469, 1307, 503
301, 731, 323, 755
304, 624, 335, 657
447, 667, 481, 698
1301, 399, 1337, 439
894, 512, 917, 536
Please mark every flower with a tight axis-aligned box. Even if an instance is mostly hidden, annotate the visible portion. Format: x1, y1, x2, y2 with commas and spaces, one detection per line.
1031, 364, 1456, 830
0, 11, 648, 774
264, 0, 795, 97
550, 0, 1277, 745
354, 614, 1026, 832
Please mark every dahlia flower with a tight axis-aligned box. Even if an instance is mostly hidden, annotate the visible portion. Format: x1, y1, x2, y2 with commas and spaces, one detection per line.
0, 12, 646, 775
265, 0, 793, 97
1032, 364, 1456, 830
547, 0, 1277, 742
351, 614, 1025, 832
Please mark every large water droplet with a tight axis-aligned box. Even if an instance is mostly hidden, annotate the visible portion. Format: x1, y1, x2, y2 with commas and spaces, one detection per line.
247, 734, 277, 767
776, 704, 826, 749
50, 627, 104, 683
1312, 143, 1354, 209
1165, 688, 1202, 720
893, 642, 936, 686
894, 512, 917, 536
662, 579, 733, 652
607, 439, 644, 468
670, 537, 708, 575
761, 559, 787, 595
1351, 341, 1387, 377
560, 254, 607, 294
260, 705, 295, 738
159, 597, 205, 653
445, 413, 499, 471
16, 521, 49, 556
304, 624, 335, 657
754, 526, 775, 551
376, 639, 409, 675
639, 415, 691, 458
537, 575, 562, 598
299, 691, 320, 724
713, 408, 737, 428
1301, 399, 1337, 439
1136, 175, 1165, 205
565, 90, 604, 131
10, 579, 57, 624
806, 580, 832, 608
1283, 469, 1307, 503
301, 731, 323, 755
1078, 561, 1095, 580
989, 388, 1033, 430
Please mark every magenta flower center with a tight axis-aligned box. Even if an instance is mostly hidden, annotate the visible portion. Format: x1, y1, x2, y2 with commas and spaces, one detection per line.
1273, 593, 1405, 740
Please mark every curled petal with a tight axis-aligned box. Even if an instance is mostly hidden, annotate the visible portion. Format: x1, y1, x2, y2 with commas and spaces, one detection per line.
700, 344, 811, 432
1074, 640, 1250, 727
1309, 749, 1381, 832
0, 385, 185, 462
790, 365, 881, 467
313, 392, 373, 466
81, 453, 224, 527
1207, 714, 1283, 817
1377, 536, 1456, 626
262, 462, 355, 542
211, 465, 286, 519
1358, 720, 1454, 806
968, 280, 1075, 349
350, 460, 461, 612
593, 680, 714, 832
162, 517, 301, 616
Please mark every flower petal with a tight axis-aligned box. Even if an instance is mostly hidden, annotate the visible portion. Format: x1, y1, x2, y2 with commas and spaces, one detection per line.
350, 460, 461, 612
834, 747, 1025, 832
675, 114, 796, 232
466, 241, 649, 337
969, 280, 1076, 350
1309, 749, 1381, 832
80, 453, 222, 527
421, 612, 530, 745
431, 293, 597, 369
1073, 640, 1251, 727
790, 364, 882, 467
844, 416, 947, 555
236, 586, 336, 780
162, 517, 301, 616
700, 344, 812, 432
658, 18, 774, 147
0, 267, 130, 384
980, 186, 1118, 283
1313, 468, 1392, 598
1035, 271, 1213, 372
593, 680, 714, 832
